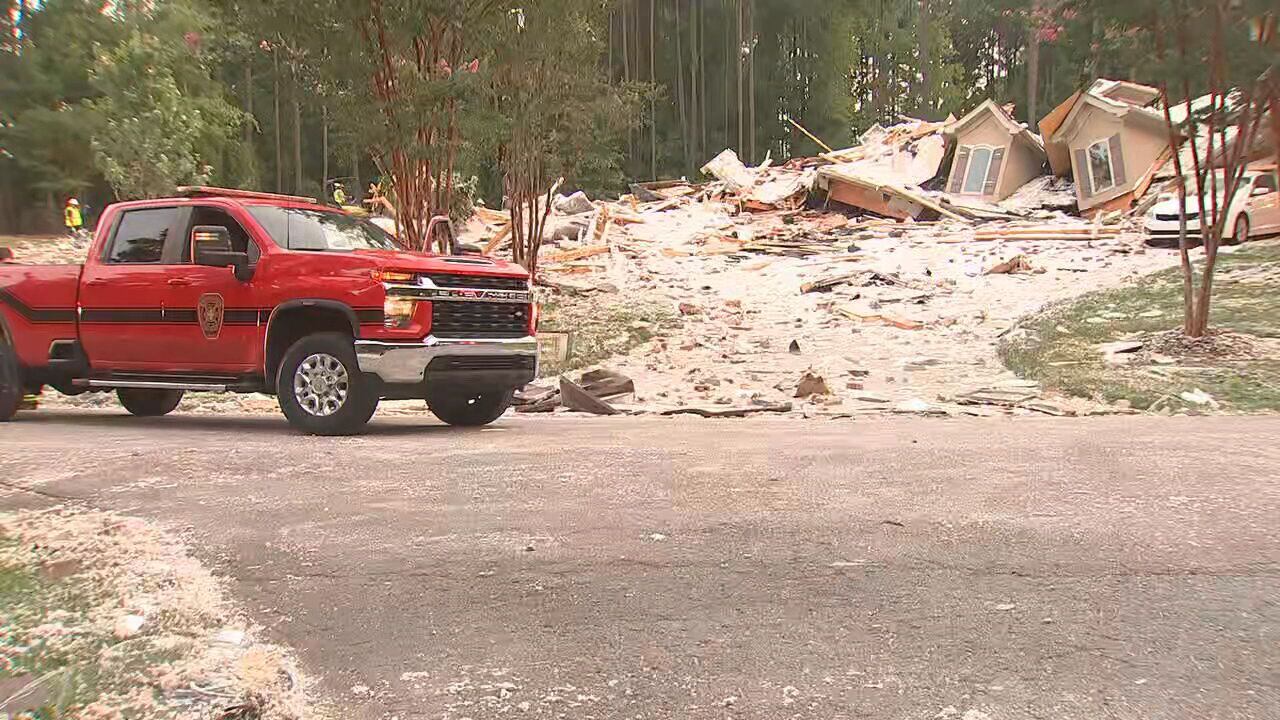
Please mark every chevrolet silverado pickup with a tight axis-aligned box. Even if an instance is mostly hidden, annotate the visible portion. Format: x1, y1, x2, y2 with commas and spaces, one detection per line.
0, 187, 538, 435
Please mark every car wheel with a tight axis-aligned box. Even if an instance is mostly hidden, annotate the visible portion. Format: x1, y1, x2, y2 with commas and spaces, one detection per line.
117, 388, 184, 416
0, 339, 23, 422
277, 332, 378, 435
428, 388, 515, 427
1233, 214, 1251, 244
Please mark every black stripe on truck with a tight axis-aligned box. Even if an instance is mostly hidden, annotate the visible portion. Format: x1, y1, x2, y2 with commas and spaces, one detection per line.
0, 289, 76, 324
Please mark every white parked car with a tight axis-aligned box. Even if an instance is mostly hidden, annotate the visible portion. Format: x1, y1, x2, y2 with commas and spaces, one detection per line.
1145, 165, 1280, 245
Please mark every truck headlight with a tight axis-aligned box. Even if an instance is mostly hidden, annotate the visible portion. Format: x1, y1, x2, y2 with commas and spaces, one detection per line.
384, 296, 417, 329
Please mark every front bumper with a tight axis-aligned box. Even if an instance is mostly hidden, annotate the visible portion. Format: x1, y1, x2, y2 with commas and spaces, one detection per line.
355, 335, 539, 388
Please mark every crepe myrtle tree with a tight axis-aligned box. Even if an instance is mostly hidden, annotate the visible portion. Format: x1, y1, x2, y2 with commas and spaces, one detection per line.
480, 2, 641, 278
1086, 0, 1278, 338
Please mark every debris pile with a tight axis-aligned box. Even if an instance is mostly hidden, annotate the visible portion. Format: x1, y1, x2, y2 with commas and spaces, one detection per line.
497, 108, 1190, 419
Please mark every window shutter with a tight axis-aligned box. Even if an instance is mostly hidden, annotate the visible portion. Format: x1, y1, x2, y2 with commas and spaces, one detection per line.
1074, 148, 1092, 197
983, 147, 1005, 196
1108, 134, 1127, 186
948, 147, 970, 194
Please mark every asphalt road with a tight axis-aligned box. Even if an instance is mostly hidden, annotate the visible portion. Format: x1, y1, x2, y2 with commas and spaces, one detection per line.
2, 410, 1278, 720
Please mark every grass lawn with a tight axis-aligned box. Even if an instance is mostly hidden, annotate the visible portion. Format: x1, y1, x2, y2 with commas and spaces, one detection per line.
0, 546, 105, 717
0, 539, 202, 719
1000, 239, 1280, 412
536, 292, 677, 377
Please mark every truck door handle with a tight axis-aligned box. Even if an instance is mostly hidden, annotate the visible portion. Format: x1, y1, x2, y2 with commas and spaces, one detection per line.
85, 278, 107, 287
167, 278, 193, 287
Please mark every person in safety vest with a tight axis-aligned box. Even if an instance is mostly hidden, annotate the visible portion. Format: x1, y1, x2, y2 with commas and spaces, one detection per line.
332, 182, 347, 206
64, 198, 83, 236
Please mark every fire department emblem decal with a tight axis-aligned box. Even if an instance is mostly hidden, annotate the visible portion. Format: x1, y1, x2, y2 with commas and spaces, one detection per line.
197, 293, 224, 339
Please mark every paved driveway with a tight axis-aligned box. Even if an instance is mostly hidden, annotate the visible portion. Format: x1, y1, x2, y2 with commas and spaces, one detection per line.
2, 411, 1278, 719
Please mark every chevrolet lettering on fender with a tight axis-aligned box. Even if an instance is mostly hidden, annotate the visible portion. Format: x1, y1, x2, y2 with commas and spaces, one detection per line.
0, 187, 539, 435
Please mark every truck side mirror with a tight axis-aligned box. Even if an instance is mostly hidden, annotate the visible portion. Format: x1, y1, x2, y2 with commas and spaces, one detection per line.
192, 225, 254, 282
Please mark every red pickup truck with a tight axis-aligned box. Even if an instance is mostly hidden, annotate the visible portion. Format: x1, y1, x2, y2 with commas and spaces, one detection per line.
0, 187, 538, 435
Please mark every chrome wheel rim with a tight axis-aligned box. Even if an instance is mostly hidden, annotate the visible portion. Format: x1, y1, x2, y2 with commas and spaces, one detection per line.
293, 353, 349, 417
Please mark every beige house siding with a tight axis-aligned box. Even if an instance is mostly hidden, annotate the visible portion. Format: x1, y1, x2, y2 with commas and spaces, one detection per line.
1067, 105, 1169, 211
997, 139, 1047, 198
964, 115, 1009, 147
1067, 107, 1129, 209
949, 112, 1047, 201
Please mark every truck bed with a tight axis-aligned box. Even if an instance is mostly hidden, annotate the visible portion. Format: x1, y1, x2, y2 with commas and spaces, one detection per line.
0, 264, 83, 368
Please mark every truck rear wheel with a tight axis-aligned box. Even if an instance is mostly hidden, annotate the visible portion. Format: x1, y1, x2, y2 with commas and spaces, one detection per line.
428, 388, 514, 427
0, 340, 23, 422
117, 388, 184, 416
277, 332, 378, 435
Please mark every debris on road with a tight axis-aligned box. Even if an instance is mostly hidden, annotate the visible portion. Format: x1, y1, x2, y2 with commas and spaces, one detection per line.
794, 372, 832, 398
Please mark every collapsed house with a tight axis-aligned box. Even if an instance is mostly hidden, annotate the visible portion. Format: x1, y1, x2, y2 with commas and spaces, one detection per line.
1040, 79, 1177, 216
942, 99, 1048, 202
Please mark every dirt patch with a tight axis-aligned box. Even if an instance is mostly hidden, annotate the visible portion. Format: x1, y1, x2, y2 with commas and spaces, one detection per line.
1142, 328, 1267, 362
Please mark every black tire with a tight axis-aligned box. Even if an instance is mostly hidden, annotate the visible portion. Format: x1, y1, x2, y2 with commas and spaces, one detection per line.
1233, 214, 1251, 245
276, 332, 378, 435
0, 339, 22, 422
428, 388, 515, 427
117, 388, 184, 416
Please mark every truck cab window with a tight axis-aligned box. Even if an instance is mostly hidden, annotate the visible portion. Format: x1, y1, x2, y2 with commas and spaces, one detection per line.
106, 208, 178, 264
185, 207, 260, 264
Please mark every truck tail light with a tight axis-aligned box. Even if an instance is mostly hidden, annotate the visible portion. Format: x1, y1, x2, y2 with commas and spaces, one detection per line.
528, 302, 539, 336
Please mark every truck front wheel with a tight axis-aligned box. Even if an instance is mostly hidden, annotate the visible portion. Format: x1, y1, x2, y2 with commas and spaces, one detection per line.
277, 332, 378, 435
427, 388, 514, 427
117, 388, 184, 416
0, 340, 22, 422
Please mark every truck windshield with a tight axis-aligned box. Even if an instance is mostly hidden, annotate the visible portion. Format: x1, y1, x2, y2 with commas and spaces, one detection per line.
246, 206, 401, 252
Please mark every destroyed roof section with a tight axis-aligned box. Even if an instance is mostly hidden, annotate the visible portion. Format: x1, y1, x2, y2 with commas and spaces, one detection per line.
944, 100, 1050, 202
1050, 92, 1169, 145
1040, 90, 1083, 175
946, 99, 1046, 152
1089, 79, 1161, 107
1058, 98, 1176, 213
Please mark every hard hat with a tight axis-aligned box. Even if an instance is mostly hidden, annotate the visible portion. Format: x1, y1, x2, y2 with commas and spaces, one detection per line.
68, 199, 79, 206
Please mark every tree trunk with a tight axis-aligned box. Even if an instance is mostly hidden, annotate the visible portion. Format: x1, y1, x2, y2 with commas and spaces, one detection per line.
736, 0, 744, 157
293, 90, 303, 195
1026, 0, 1042, 126
747, 0, 755, 163
724, 5, 731, 153
649, 0, 656, 180
242, 63, 253, 144
352, 147, 360, 208
675, 0, 689, 176
321, 105, 329, 196
273, 48, 282, 193
622, 2, 632, 171
698, 4, 706, 162
919, 0, 932, 117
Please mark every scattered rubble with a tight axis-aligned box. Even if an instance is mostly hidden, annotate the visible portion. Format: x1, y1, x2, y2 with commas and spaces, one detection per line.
493, 101, 1194, 420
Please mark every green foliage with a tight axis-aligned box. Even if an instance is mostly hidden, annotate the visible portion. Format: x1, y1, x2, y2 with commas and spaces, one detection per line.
86, 28, 247, 199
1, 0, 251, 215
